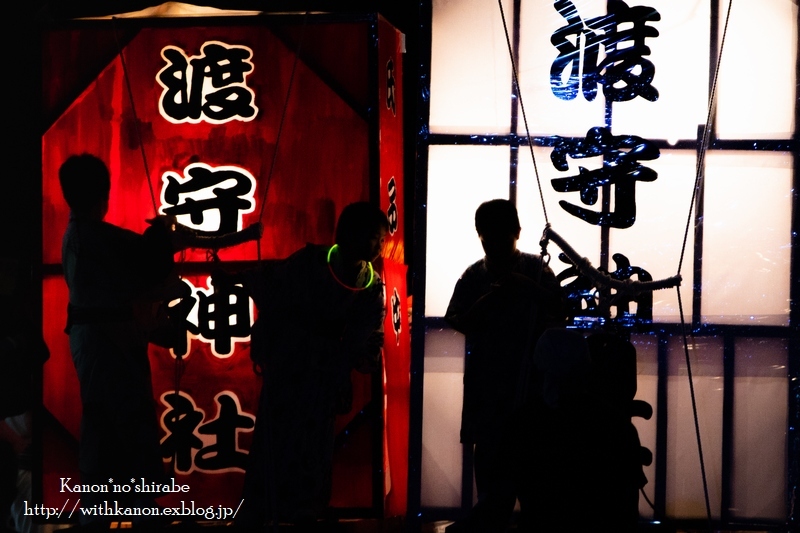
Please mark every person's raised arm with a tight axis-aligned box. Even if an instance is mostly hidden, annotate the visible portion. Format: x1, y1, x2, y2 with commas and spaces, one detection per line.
444, 274, 501, 335
146, 215, 263, 253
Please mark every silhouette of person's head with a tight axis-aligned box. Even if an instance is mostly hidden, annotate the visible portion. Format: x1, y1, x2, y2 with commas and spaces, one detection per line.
335, 202, 389, 263
58, 154, 111, 219
475, 199, 521, 266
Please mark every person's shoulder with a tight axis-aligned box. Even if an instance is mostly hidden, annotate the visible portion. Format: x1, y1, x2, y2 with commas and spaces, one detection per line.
275, 244, 329, 282
356, 257, 384, 296
303, 243, 329, 257
461, 257, 488, 278
449, 258, 488, 297
96, 219, 141, 239
517, 251, 545, 268
285, 243, 327, 263
369, 265, 383, 285
65, 218, 141, 244
364, 272, 385, 301
518, 250, 542, 261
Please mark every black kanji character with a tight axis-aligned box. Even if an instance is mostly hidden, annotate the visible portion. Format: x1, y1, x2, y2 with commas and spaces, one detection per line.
159, 47, 197, 121
599, 0, 660, 102
387, 59, 397, 116
160, 392, 204, 473
158, 41, 257, 123
556, 252, 601, 319
387, 177, 398, 235
550, 0, 660, 102
163, 279, 200, 358
195, 392, 255, 471
549, 127, 659, 228
607, 253, 653, 322
550, 0, 604, 101
390, 287, 402, 345
196, 278, 252, 357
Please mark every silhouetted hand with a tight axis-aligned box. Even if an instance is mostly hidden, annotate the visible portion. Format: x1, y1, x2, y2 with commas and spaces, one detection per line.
211, 268, 234, 288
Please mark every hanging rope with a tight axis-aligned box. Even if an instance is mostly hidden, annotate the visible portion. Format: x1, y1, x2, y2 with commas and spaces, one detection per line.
111, 17, 158, 215
676, 288, 713, 523
256, 12, 310, 262
672, 1, 735, 527
498, 0, 549, 224
542, 225, 680, 296
677, 0, 734, 275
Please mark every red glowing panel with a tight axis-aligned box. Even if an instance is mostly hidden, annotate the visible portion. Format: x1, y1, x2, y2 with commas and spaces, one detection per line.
42, 25, 370, 266
41, 18, 408, 516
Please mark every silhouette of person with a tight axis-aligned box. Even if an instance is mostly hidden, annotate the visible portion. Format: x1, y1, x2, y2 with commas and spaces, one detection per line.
0, 258, 50, 533
58, 154, 260, 525
527, 331, 645, 532
236, 202, 388, 529
444, 199, 564, 533
0, 440, 15, 533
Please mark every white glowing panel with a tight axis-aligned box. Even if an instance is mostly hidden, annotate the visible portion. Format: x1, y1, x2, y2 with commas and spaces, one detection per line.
429, 0, 514, 134
517, 0, 607, 137
631, 334, 659, 519
612, 0, 710, 142
609, 151, 697, 323
424, 327, 466, 374
716, 0, 798, 139
517, 146, 601, 268
731, 338, 788, 520
666, 336, 723, 519
702, 152, 792, 326
426, 145, 511, 317
421, 328, 467, 508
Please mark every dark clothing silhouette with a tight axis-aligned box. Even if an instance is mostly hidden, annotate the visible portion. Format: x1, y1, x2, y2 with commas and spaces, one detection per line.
525, 330, 645, 532
445, 250, 561, 532
62, 217, 174, 519
239, 244, 385, 526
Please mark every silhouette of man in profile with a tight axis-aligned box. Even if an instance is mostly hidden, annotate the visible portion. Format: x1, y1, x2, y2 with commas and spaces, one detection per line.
236, 202, 388, 529
445, 199, 563, 533
59, 154, 260, 525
